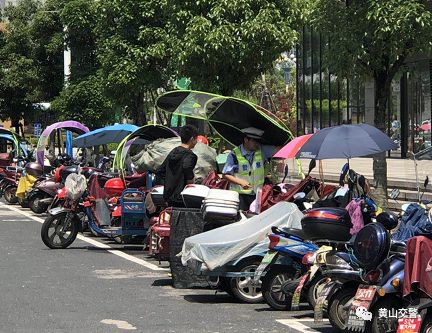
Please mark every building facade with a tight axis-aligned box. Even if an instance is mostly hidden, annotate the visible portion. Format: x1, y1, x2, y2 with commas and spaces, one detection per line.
0, 0, 19, 10
296, 28, 432, 158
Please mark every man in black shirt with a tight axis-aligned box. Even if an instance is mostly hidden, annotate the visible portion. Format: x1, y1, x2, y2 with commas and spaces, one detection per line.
157, 125, 198, 206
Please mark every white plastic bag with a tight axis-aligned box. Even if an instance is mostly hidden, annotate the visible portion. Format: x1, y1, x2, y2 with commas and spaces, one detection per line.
65, 173, 87, 200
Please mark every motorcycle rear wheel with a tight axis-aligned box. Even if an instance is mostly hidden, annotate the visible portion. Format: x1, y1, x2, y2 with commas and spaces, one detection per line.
41, 212, 79, 249
421, 311, 432, 333
262, 266, 297, 310
29, 193, 49, 214
306, 273, 328, 309
4, 186, 18, 204
328, 287, 357, 333
371, 296, 402, 333
229, 258, 264, 303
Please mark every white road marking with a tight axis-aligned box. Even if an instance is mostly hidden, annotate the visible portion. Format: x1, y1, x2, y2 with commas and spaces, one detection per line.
276, 318, 329, 332
101, 319, 137, 330
0, 203, 168, 271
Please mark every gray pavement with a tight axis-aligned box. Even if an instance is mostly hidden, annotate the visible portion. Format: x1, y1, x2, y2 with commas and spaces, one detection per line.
0, 202, 333, 333
297, 157, 429, 183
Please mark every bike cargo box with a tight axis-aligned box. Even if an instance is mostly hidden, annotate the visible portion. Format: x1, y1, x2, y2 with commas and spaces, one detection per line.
202, 189, 239, 222
301, 207, 352, 241
104, 178, 125, 197
181, 184, 210, 208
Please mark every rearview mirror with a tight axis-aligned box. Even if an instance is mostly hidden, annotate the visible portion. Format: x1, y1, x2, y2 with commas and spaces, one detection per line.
390, 188, 400, 200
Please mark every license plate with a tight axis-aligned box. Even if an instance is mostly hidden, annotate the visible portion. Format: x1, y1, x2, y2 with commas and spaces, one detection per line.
253, 252, 276, 282
397, 317, 422, 333
354, 285, 376, 303
347, 285, 377, 329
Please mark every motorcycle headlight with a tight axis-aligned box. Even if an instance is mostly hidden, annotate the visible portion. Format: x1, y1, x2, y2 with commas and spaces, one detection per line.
325, 254, 353, 270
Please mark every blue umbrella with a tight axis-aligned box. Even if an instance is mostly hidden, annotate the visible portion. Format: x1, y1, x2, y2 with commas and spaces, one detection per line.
295, 124, 399, 160
73, 124, 139, 148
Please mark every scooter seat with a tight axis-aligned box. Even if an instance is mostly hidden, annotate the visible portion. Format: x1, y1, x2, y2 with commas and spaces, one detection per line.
273, 226, 307, 241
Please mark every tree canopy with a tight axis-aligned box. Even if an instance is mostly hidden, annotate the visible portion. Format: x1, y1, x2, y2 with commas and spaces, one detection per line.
310, 0, 432, 204
169, 0, 304, 95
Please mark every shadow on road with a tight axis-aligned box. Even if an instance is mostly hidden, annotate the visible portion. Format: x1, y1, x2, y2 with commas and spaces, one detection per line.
183, 294, 239, 304
152, 278, 173, 286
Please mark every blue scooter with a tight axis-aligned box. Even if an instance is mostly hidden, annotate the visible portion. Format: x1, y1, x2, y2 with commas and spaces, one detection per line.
253, 226, 321, 310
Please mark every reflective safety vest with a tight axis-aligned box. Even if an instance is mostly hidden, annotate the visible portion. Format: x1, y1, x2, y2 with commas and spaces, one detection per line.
230, 146, 265, 195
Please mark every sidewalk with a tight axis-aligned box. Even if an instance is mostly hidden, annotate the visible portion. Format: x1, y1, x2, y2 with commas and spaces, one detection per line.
296, 157, 430, 184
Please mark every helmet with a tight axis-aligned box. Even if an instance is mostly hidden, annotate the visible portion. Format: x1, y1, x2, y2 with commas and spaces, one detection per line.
196, 135, 208, 145
25, 162, 43, 177
60, 165, 79, 182
376, 211, 399, 231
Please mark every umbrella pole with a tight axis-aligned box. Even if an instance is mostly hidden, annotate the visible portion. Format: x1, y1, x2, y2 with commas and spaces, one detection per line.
414, 155, 420, 202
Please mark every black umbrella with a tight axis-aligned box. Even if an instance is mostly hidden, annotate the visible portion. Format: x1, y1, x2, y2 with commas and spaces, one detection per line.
295, 124, 399, 160
206, 97, 292, 146
156, 90, 293, 146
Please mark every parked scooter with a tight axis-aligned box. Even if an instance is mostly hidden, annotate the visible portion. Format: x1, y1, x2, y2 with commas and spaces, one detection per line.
314, 214, 403, 333
27, 156, 100, 214
41, 168, 149, 249
0, 154, 34, 204
253, 226, 319, 310
395, 236, 432, 333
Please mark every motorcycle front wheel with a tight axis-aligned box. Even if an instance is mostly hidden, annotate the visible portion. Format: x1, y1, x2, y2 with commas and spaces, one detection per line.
41, 212, 79, 249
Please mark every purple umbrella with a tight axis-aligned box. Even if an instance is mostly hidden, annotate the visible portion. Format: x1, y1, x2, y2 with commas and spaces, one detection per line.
295, 124, 399, 160
36, 121, 89, 165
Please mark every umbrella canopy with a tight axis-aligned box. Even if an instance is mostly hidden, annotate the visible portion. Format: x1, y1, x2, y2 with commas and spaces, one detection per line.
156, 90, 293, 146
295, 124, 399, 160
36, 121, 89, 165
420, 123, 431, 132
0, 133, 28, 157
73, 124, 139, 148
112, 124, 178, 172
274, 134, 313, 159
0, 129, 23, 156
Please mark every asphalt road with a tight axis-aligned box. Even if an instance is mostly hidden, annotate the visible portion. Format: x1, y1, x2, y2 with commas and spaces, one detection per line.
0, 201, 333, 333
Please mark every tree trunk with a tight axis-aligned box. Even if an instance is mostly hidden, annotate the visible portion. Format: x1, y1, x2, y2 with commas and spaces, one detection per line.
132, 91, 147, 126
372, 73, 391, 207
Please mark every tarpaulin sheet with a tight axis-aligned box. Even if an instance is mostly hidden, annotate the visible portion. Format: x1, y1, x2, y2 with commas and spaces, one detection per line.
392, 204, 432, 241
403, 236, 432, 298
131, 138, 217, 184
181, 202, 303, 271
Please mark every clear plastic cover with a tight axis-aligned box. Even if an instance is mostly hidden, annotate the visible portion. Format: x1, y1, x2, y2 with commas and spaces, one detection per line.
181, 202, 303, 271
65, 173, 87, 200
